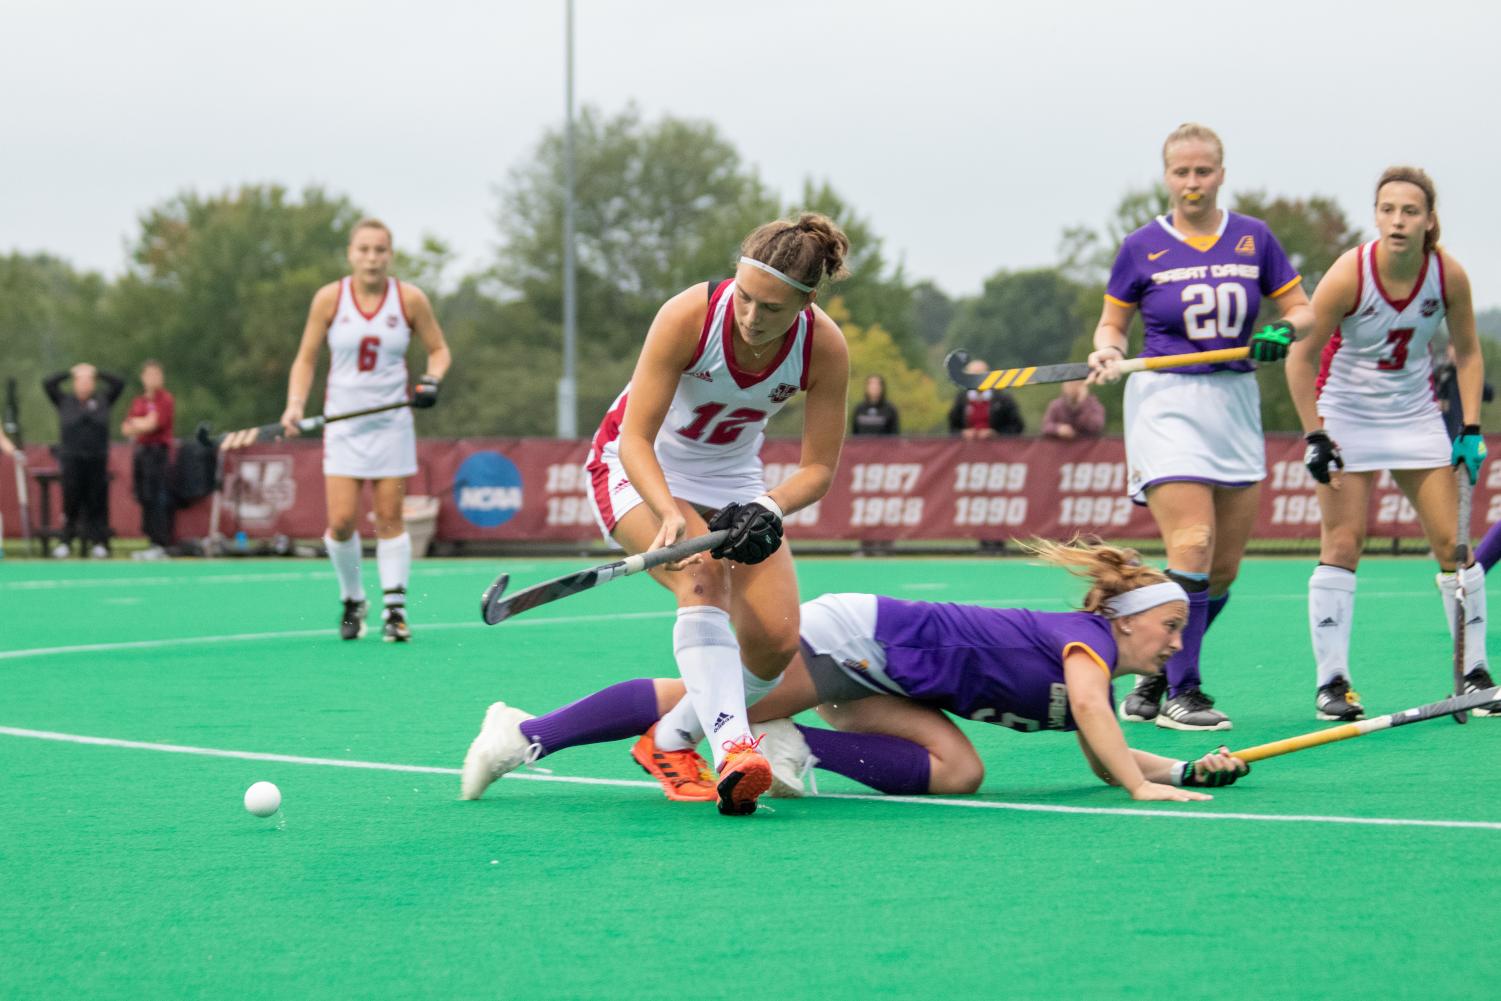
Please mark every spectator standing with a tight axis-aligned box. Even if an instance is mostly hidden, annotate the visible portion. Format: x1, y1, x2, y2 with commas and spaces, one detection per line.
948, 359, 1024, 439
1042, 380, 1106, 440
43, 364, 125, 558
851, 375, 901, 435
121, 360, 176, 560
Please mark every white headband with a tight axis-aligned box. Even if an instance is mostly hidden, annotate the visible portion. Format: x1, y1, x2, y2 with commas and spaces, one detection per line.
1102, 581, 1189, 619
739, 256, 815, 293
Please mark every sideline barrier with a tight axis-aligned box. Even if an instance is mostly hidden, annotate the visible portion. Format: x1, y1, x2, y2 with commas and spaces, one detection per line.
2, 435, 1494, 545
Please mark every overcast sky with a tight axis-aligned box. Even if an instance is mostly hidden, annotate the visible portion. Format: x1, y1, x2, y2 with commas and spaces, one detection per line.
5, 0, 1499, 307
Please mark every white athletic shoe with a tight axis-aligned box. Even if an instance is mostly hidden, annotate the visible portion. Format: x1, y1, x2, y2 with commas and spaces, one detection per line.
89, 544, 109, 559
750, 718, 818, 798
460, 702, 540, 800
51, 543, 70, 559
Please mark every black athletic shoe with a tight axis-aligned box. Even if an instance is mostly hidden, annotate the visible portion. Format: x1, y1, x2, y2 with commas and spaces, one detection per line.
1316, 677, 1365, 721
382, 606, 411, 643
1119, 673, 1167, 723
1156, 687, 1232, 731
1463, 666, 1501, 717
340, 599, 368, 641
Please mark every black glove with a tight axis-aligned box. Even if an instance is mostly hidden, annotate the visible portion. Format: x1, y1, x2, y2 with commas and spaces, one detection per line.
1180, 747, 1249, 788
412, 375, 440, 409
1303, 429, 1343, 484
1247, 322, 1295, 362
708, 500, 783, 565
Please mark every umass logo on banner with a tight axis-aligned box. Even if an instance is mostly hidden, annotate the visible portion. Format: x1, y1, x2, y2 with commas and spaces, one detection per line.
454, 451, 524, 527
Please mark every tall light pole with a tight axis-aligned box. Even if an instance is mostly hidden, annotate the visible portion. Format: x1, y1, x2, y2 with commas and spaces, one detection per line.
556, 0, 579, 439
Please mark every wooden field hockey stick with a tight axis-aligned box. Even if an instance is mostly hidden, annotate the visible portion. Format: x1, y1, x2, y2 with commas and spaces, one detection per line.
1227, 686, 1500, 763
11, 454, 31, 544
944, 347, 1252, 392
481, 530, 731, 625
198, 399, 415, 452
1452, 466, 1474, 724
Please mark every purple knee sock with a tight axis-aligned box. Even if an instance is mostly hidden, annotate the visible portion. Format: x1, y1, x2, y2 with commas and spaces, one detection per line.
795, 725, 932, 795
1165, 588, 1210, 698
1477, 520, 1501, 573
1206, 591, 1230, 630
518, 679, 661, 758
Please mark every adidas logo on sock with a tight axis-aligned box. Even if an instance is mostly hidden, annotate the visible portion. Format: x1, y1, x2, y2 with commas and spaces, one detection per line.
675, 729, 695, 744
1317, 617, 1338, 627
712, 712, 734, 733
1467, 616, 1485, 625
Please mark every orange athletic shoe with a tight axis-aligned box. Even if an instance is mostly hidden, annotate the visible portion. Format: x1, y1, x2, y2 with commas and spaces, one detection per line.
631, 725, 717, 802
716, 734, 772, 816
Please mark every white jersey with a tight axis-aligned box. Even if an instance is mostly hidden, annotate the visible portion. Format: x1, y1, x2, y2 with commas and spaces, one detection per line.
1317, 241, 1447, 424
325, 277, 412, 414
322, 276, 418, 479
586, 279, 815, 531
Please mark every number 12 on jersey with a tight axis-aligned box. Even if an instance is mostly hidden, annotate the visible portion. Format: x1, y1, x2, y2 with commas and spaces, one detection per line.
675, 403, 767, 446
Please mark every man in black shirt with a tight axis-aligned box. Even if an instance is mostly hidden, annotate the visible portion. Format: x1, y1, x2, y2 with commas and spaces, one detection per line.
43, 364, 125, 558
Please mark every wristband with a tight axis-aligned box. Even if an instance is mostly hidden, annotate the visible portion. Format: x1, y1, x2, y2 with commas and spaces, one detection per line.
1170, 761, 1190, 787
751, 494, 784, 521
1463, 424, 1482, 436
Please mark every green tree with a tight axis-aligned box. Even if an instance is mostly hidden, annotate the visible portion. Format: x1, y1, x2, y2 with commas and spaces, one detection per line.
0, 253, 109, 443
103, 184, 363, 432
494, 104, 780, 428
944, 268, 1091, 370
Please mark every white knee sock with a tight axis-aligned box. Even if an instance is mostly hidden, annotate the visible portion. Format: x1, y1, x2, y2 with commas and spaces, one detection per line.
1437, 563, 1488, 675
325, 533, 365, 602
655, 664, 779, 753
377, 532, 412, 615
1309, 565, 1356, 688
672, 606, 750, 769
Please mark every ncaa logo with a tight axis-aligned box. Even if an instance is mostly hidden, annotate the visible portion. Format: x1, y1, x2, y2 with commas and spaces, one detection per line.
454, 451, 524, 528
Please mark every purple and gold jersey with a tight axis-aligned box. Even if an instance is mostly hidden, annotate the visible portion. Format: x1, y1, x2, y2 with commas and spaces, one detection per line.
1106, 212, 1300, 374
873, 598, 1117, 732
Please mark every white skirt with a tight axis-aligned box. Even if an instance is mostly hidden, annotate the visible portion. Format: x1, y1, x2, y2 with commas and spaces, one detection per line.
1124, 370, 1265, 504
322, 409, 417, 479
585, 445, 765, 541
1319, 407, 1451, 473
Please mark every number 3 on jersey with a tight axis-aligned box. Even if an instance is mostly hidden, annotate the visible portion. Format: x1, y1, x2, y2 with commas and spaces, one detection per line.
676, 402, 768, 446
357, 336, 381, 372
1181, 283, 1247, 340
1377, 328, 1414, 371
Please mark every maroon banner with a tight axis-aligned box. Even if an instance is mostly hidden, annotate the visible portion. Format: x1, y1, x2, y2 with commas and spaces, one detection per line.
2, 435, 1496, 545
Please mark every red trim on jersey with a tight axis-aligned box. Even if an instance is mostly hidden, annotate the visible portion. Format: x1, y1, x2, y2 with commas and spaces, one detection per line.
686, 281, 730, 371
722, 307, 800, 390
1435, 251, 1448, 309
585, 390, 633, 533
798, 310, 815, 391
1369, 240, 1429, 314
1315, 330, 1342, 399
394, 279, 413, 326
350, 277, 392, 321
1343, 245, 1365, 318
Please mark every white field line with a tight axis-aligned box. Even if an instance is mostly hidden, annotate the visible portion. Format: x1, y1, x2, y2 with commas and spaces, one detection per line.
2, 725, 1497, 832
0, 590, 1444, 663
0, 609, 680, 661
0, 564, 530, 591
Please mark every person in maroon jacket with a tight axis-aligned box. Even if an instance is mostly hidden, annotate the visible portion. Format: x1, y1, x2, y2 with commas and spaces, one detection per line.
121, 360, 175, 560
1042, 380, 1106, 440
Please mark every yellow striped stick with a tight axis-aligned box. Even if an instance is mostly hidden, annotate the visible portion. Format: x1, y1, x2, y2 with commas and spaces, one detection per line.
944, 347, 1252, 391
1229, 686, 1500, 764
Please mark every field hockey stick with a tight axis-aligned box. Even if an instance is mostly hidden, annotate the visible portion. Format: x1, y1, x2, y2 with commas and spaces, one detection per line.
1452, 465, 1474, 723
481, 529, 731, 625
12, 454, 31, 543
1226, 686, 1501, 763
198, 399, 415, 451
944, 347, 1252, 391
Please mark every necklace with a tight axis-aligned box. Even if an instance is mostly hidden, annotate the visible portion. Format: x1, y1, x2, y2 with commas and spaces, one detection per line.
743, 335, 781, 362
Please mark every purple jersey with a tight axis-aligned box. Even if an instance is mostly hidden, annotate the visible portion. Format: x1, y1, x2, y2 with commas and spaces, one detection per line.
1106, 212, 1300, 374
873, 598, 1117, 732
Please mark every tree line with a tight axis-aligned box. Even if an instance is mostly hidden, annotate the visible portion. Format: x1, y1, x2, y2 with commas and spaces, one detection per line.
5, 104, 1499, 445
